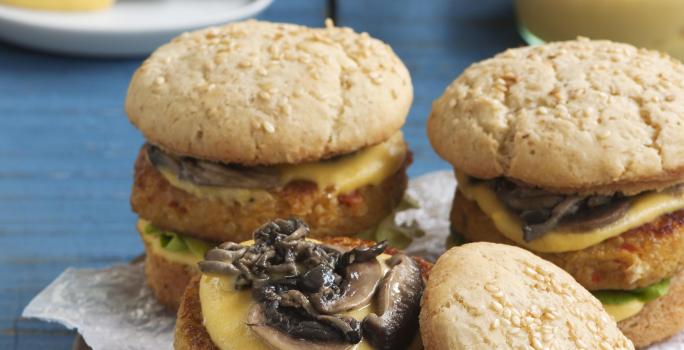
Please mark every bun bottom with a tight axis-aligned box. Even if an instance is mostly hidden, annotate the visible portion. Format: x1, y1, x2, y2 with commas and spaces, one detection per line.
141, 236, 198, 310
173, 236, 432, 349
619, 269, 684, 348
175, 276, 218, 350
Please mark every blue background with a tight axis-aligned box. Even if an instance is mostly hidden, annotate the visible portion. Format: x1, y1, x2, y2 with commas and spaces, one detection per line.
0, 0, 521, 348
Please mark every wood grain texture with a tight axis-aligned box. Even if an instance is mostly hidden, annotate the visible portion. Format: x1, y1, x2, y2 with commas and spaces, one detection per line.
0, 0, 521, 348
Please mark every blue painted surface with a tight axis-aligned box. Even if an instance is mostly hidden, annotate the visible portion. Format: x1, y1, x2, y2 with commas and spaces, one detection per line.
0, 0, 522, 348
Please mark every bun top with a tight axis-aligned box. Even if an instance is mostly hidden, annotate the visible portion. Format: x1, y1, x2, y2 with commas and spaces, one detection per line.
428, 38, 684, 195
420, 242, 633, 350
125, 20, 412, 165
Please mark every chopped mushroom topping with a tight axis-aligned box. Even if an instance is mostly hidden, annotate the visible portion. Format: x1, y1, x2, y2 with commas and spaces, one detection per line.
198, 219, 424, 349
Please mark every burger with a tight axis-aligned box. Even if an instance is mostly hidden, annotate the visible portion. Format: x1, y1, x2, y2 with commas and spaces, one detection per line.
174, 218, 430, 350
427, 38, 684, 347
124, 20, 414, 309
420, 242, 634, 350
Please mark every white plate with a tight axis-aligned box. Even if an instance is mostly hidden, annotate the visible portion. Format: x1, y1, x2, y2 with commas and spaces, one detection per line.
0, 0, 273, 56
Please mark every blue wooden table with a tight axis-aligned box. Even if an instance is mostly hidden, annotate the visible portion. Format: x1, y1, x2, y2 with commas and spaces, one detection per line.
0, 0, 521, 348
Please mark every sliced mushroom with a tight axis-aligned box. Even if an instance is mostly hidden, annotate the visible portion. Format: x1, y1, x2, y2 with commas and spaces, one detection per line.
337, 241, 388, 269
559, 199, 631, 231
310, 259, 383, 314
146, 144, 282, 189
362, 254, 423, 350
146, 144, 182, 174
247, 304, 359, 350
523, 196, 583, 241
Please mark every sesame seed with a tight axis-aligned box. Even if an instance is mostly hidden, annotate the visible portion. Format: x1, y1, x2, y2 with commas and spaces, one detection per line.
280, 103, 292, 115
257, 68, 268, 76
532, 336, 544, 350
512, 315, 521, 326
258, 91, 271, 100
485, 283, 499, 293
491, 319, 501, 329
490, 301, 504, 313
263, 121, 275, 133
448, 99, 457, 107
293, 88, 304, 98
238, 60, 252, 68
324, 18, 335, 28
369, 72, 383, 84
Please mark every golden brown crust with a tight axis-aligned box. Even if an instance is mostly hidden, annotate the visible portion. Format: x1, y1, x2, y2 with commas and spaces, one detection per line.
175, 276, 218, 350
451, 190, 684, 290
131, 147, 409, 243
618, 269, 684, 348
173, 237, 432, 350
141, 236, 201, 310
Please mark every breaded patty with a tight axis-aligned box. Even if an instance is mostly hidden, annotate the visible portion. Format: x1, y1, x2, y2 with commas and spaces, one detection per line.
131, 148, 409, 243
451, 191, 684, 290
174, 236, 431, 350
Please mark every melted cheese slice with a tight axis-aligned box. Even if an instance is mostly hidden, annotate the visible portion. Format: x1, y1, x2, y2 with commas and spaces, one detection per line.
158, 168, 273, 206
137, 219, 201, 267
277, 132, 407, 194
0, 0, 114, 11
602, 299, 644, 322
200, 252, 403, 350
456, 172, 684, 253
158, 132, 407, 204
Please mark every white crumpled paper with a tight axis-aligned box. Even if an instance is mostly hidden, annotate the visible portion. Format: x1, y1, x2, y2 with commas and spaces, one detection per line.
21, 171, 684, 349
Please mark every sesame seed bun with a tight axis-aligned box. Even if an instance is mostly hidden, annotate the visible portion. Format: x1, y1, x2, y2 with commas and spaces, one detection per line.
125, 20, 412, 165
427, 38, 684, 195
420, 242, 633, 350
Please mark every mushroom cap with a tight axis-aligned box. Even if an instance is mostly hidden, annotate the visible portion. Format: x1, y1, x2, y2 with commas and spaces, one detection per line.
419, 242, 634, 350
126, 20, 412, 165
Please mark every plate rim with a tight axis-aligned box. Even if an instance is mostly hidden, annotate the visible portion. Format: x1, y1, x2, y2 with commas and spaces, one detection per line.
0, 0, 273, 34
